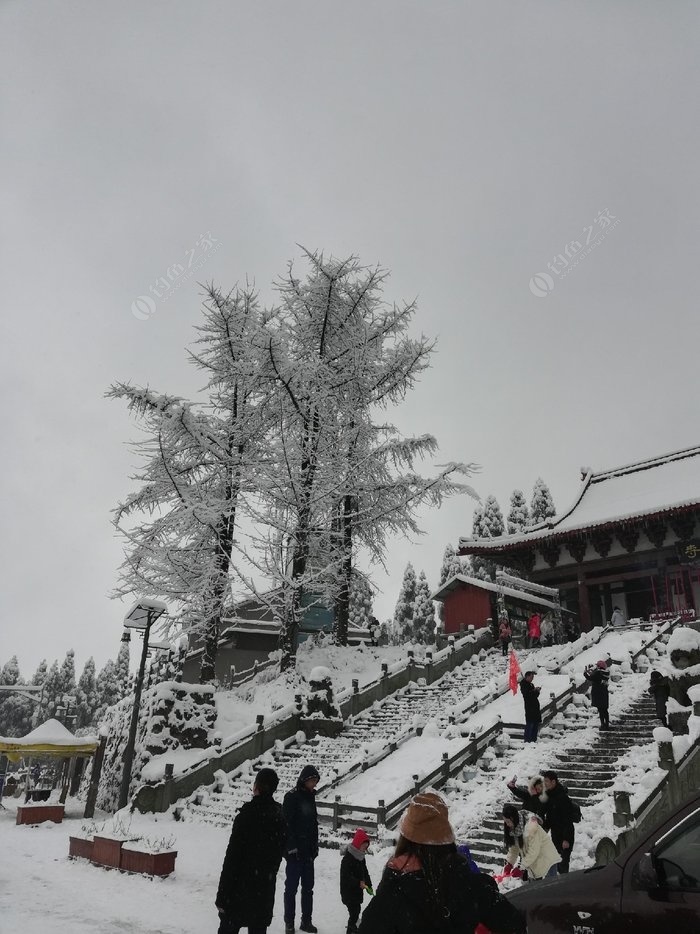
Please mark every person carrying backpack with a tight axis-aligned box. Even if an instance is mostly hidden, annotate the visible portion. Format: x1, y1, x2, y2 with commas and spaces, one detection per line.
541, 771, 580, 874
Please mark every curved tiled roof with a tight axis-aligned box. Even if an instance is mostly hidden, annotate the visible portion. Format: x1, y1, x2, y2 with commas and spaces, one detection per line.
459, 445, 700, 554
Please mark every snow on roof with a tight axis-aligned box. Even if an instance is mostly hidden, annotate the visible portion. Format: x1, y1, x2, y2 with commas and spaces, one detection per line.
431, 574, 562, 612
460, 445, 700, 553
0, 718, 97, 747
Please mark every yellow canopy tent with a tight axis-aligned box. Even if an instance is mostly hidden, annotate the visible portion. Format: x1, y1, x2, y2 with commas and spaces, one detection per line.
0, 718, 98, 762
0, 719, 101, 814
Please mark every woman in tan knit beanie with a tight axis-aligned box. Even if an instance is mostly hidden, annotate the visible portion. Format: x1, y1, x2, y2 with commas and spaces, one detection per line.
358, 791, 525, 934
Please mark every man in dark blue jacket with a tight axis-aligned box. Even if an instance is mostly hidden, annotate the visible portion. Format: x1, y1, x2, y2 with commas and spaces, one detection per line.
283, 764, 320, 934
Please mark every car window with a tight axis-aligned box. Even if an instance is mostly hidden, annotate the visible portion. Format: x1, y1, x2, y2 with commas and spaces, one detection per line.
655, 816, 700, 892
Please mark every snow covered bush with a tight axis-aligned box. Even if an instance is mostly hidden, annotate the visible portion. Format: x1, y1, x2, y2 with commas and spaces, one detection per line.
88, 680, 216, 811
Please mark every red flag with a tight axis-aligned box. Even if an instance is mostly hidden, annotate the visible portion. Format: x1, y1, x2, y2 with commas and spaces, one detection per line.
509, 649, 521, 695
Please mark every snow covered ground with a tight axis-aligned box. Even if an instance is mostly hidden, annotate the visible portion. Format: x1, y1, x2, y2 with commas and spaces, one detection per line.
0, 799, 394, 934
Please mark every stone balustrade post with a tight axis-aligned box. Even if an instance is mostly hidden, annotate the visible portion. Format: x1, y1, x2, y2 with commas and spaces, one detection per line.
613, 790, 632, 828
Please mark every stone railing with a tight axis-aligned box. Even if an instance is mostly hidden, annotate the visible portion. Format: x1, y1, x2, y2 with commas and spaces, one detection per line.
133, 627, 493, 813
595, 721, 700, 865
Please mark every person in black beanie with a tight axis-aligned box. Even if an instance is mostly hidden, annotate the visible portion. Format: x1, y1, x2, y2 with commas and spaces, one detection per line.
283, 764, 321, 934
216, 767, 286, 934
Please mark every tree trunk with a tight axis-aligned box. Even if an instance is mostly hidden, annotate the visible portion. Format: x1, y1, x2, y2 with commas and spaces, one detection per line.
333, 495, 353, 646
278, 413, 320, 671
200, 469, 240, 683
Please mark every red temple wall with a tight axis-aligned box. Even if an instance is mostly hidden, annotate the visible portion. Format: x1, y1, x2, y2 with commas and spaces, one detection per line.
443, 586, 493, 634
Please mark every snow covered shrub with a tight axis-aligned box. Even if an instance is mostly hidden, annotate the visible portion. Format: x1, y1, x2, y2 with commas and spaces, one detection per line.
87, 681, 216, 812
303, 667, 341, 721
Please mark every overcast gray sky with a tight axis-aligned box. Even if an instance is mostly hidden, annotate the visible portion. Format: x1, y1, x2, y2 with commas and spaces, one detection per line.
2, 1, 698, 677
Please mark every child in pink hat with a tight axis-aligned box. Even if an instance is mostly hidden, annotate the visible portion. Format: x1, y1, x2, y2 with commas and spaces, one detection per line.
340, 828, 373, 933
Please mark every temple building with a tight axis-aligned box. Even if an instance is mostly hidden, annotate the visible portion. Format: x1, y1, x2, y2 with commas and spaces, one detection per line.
458, 445, 700, 630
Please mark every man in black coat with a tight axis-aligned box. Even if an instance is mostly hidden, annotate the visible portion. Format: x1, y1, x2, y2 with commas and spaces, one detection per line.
216, 767, 286, 934
520, 671, 541, 742
541, 770, 578, 874
283, 764, 320, 934
584, 660, 611, 728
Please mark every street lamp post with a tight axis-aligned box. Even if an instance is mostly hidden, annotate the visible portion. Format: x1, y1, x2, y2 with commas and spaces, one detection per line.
118, 598, 167, 810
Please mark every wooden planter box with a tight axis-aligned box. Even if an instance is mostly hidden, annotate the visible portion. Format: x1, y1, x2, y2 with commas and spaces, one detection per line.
91, 835, 124, 868
69, 836, 94, 860
120, 848, 177, 876
16, 804, 64, 825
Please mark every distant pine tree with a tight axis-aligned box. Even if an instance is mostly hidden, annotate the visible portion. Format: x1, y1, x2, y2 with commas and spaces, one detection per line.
507, 489, 530, 534
58, 649, 77, 699
94, 659, 121, 724
530, 478, 556, 525
393, 562, 417, 643
412, 571, 436, 644
439, 544, 465, 586
481, 495, 505, 538
76, 657, 98, 729
115, 640, 130, 699
348, 574, 373, 632
32, 660, 61, 727
471, 496, 504, 581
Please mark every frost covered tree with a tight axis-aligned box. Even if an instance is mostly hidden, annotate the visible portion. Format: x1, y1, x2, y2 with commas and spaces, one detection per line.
393, 562, 417, 642
57, 649, 76, 700
439, 543, 467, 585
411, 571, 435, 644
76, 657, 98, 729
530, 478, 556, 525
507, 489, 530, 534
481, 495, 505, 538
32, 660, 61, 727
109, 284, 276, 682
115, 640, 130, 698
469, 496, 504, 581
94, 659, 121, 723
0, 657, 22, 735
348, 573, 373, 631
248, 252, 475, 663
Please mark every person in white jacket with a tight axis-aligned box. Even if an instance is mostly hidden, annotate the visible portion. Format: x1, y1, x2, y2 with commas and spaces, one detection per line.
502, 804, 560, 881
610, 607, 625, 627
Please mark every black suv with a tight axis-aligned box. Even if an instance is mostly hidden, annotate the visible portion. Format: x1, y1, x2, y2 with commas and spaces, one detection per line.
507, 790, 700, 933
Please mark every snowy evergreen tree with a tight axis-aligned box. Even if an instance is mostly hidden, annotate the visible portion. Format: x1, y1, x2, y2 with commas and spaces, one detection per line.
393, 562, 417, 642
507, 489, 530, 534
0, 656, 20, 690
470, 496, 504, 581
481, 495, 505, 538
411, 571, 435, 644
439, 544, 465, 585
57, 649, 77, 700
530, 477, 556, 525
0, 657, 22, 735
76, 657, 98, 728
32, 660, 61, 727
115, 640, 130, 698
348, 573, 373, 631
94, 659, 121, 724
109, 283, 276, 682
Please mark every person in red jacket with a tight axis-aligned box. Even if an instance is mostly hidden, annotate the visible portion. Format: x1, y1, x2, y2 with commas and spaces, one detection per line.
527, 613, 541, 648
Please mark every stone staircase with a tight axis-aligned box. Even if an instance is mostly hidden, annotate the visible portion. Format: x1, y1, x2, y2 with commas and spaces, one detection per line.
181, 647, 518, 826
463, 692, 658, 873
